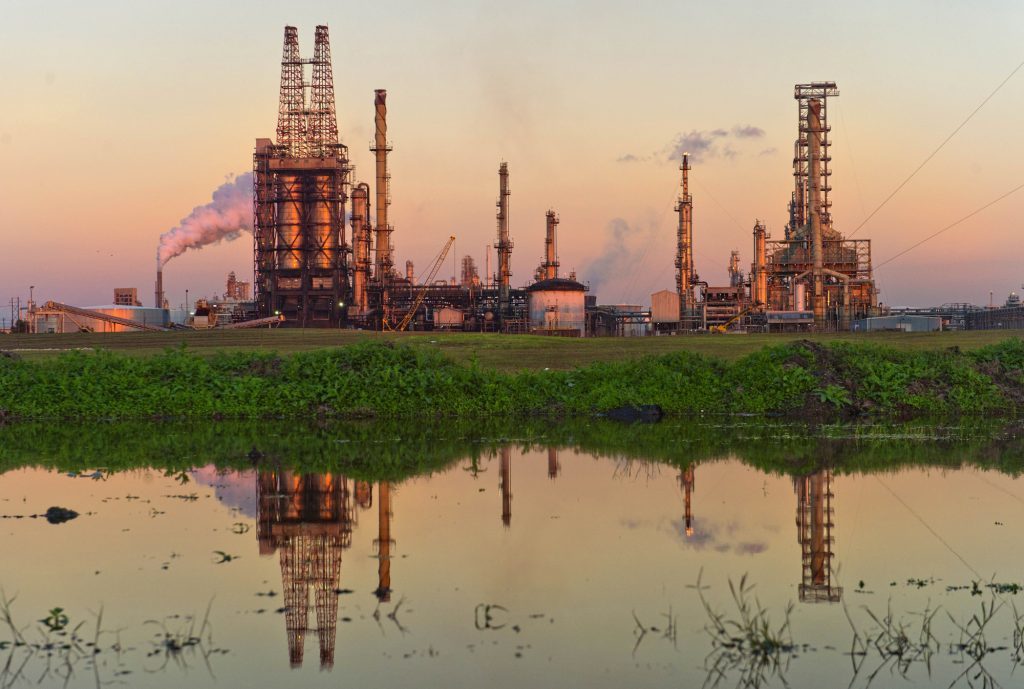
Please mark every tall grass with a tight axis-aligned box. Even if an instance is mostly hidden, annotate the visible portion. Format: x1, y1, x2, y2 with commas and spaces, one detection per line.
0, 338, 1021, 421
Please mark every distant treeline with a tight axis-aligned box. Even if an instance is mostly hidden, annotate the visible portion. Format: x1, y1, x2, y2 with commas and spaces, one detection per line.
1, 338, 1023, 422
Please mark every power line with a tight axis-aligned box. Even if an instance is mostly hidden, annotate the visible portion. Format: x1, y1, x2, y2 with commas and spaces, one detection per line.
875, 180, 1024, 270
875, 476, 981, 580
848, 56, 1024, 238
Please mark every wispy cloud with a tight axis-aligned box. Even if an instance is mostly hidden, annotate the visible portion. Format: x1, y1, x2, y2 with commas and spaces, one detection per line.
733, 125, 766, 138
616, 124, 771, 164
665, 129, 729, 162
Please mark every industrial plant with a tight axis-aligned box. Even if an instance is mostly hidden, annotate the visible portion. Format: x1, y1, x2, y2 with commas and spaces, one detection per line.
653, 83, 879, 333
10, 27, 1024, 337
245, 32, 879, 335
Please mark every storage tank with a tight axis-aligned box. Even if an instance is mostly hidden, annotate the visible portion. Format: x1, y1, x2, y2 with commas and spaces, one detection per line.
526, 278, 586, 336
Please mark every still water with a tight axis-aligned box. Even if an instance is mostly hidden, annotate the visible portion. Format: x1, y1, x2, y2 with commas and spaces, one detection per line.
1, 420, 1023, 688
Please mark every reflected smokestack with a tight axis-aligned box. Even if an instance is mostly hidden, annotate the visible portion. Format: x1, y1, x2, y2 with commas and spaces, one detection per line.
499, 447, 512, 527
374, 482, 393, 602
547, 448, 559, 479
679, 466, 695, 537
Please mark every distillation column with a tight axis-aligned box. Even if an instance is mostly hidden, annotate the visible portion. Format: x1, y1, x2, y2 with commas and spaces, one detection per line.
496, 163, 513, 316
752, 221, 767, 307
807, 99, 826, 328
543, 210, 559, 280
674, 154, 696, 326
350, 183, 371, 315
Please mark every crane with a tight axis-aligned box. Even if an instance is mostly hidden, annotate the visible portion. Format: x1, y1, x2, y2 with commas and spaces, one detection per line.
393, 235, 456, 332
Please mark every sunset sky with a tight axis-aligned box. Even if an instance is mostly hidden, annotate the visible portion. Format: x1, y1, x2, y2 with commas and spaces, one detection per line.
2, 0, 1022, 310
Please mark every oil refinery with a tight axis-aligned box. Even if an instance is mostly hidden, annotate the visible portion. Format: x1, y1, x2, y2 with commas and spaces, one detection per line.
11, 25, 1024, 337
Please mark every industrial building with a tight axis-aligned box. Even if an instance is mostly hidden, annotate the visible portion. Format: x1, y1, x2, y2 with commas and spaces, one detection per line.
657, 82, 881, 333
248, 25, 581, 332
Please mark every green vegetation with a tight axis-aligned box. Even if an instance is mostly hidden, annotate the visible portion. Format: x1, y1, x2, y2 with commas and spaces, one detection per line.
3, 416, 1024, 480
1, 338, 1023, 422
4, 328, 1024, 369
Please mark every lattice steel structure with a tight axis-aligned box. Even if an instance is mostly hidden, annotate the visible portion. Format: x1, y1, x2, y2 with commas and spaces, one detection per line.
254, 25, 352, 327
674, 154, 700, 328
756, 82, 878, 330
257, 471, 355, 668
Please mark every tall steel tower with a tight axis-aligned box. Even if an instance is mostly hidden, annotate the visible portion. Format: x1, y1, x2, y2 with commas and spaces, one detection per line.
674, 154, 698, 327
254, 25, 352, 327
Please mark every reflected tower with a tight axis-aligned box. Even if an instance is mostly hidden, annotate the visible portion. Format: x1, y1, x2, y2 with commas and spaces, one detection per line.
547, 448, 560, 479
679, 466, 695, 537
257, 471, 355, 668
499, 447, 512, 528
794, 470, 841, 603
374, 482, 394, 601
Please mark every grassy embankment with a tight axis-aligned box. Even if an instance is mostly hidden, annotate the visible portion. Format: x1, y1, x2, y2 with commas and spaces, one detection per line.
3, 328, 1023, 369
1, 336, 1023, 421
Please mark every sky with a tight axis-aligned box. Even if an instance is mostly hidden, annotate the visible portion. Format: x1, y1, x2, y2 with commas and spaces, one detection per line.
1, 0, 1022, 311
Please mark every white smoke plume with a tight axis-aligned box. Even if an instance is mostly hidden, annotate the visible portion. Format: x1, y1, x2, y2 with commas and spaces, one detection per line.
582, 218, 660, 301
157, 173, 254, 267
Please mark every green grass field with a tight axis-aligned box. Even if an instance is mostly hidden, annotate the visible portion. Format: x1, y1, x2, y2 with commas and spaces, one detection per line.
3, 329, 1023, 371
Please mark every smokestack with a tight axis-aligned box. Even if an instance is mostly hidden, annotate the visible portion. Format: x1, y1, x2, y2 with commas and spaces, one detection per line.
372, 90, 393, 280
155, 254, 165, 309
674, 154, 694, 323
496, 163, 512, 315
543, 210, 559, 280
406, 260, 415, 283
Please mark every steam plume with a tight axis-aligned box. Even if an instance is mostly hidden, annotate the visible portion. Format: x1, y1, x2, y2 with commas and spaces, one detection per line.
157, 173, 253, 267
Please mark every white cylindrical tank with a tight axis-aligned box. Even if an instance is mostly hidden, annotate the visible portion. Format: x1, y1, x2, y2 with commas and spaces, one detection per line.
527, 278, 586, 335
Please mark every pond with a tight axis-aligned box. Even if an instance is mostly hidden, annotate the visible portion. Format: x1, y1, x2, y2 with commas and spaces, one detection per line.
1, 419, 1023, 688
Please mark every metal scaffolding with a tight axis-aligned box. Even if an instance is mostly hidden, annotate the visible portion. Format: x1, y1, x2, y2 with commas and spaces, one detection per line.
254, 26, 352, 328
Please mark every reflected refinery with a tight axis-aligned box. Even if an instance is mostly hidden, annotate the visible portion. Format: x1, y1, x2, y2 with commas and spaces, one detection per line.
3, 423, 1024, 688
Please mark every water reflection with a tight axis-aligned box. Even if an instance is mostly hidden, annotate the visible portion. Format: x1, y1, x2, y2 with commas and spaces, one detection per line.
257, 472, 356, 668
794, 470, 841, 603
500, 447, 512, 528
679, 466, 695, 538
